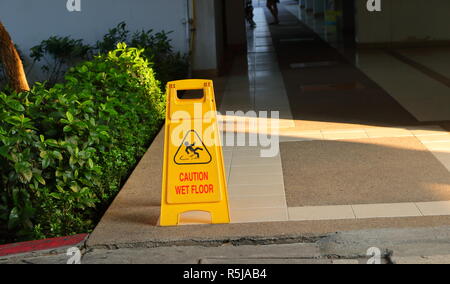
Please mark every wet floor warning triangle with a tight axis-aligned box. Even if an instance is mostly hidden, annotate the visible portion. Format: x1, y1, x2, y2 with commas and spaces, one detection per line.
174, 130, 212, 165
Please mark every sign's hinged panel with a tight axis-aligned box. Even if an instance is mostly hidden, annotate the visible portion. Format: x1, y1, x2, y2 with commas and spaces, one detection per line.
160, 80, 230, 226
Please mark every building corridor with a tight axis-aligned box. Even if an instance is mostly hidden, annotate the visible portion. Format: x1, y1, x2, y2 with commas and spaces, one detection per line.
215, 0, 450, 224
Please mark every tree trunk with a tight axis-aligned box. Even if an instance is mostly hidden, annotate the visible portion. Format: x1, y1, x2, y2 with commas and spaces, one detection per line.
0, 21, 30, 92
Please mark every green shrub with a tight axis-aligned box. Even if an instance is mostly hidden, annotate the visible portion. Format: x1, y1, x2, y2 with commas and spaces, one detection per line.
96, 22, 189, 88
0, 43, 165, 243
130, 29, 189, 89
96, 22, 129, 55
30, 36, 92, 86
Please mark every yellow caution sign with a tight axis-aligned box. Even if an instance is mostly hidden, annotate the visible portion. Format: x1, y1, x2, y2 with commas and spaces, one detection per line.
160, 79, 230, 226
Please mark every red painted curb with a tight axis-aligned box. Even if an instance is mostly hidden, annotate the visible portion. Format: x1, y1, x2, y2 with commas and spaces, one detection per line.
0, 234, 88, 257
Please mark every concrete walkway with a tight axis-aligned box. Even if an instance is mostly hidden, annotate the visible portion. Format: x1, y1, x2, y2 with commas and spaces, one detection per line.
5, 226, 450, 264
84, 0, 450, 249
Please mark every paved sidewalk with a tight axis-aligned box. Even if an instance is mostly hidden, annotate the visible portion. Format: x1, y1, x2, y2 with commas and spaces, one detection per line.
4, 226, 450, 264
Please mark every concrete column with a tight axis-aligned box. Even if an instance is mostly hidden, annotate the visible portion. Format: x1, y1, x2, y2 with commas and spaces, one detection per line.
193, 0, 220, 76
306, 0, 314, 12
313, 0, 325, 17
225, 0, 246, 52
300, 0, 306, 9
192, 0, 245, 76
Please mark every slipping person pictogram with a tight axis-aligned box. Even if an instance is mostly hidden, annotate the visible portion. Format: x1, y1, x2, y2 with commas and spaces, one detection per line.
174, 130, 212, 165
184, 141, 204, 159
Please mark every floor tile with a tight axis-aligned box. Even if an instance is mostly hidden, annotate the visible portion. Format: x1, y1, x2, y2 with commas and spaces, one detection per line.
228, 173, 284, 186
230, 207, 288, 223
416, 201, 450, 216
423, 142, 450, 152
356, 51, 450, 122
301, 82, 365, 92
365, 128, 413, 138
279, 130, 323, 142
229, 195, 287, 209
223, 150, 232, 159
408, 126, 446, 136
322, 130, 369, 140
290, 61, 338, 69
352, 203, 422, 219
418, 135, 450, 143
230, 164, 283, 176
288, 205, 355, 221
224, 156, 232, 166
228, 183, 286, 197
231, 155, 281, 166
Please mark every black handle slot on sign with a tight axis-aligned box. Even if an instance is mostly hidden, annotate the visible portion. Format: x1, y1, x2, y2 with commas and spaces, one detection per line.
177, 89, 205, 100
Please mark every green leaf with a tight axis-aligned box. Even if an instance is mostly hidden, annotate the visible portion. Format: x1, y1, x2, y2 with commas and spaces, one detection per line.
80, 65, 89, 73
39, 151, 48, 159
8, 207, 20, 229
42, 158, 51, 169
22, 169, 33, 182
53, 151, 63, 161
45, 139, 59, 147
88, 158, 94, 169
0, 145, 9, 159
49, 193, 61, 199
35, 175, 46, 185
6, 100, 25, 112
69, 156, 76, 166
56, 185, 64, 193
63, 125, 73, 132
70, 184, 80, 193
66, 111, 74, 123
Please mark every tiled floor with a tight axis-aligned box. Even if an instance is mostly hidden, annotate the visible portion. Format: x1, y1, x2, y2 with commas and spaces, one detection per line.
289, 201, 450, 221
355, 50, 450, 122
217, 6, 292, 223
397, 48, 450, 79
183, 2, 450, 225
281, 125, 450, 221
278, 125, 449, 142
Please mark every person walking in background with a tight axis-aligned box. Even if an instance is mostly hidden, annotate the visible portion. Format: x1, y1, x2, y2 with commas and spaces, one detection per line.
245, 0, 257, 28
266, 0, 280, 25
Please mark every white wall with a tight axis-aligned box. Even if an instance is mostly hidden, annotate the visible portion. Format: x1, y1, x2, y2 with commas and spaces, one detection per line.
356, 0, 450, 45
193, 0, 219, 72
0, 0, 190, 80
